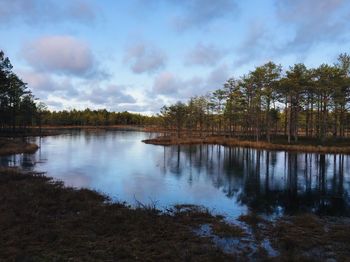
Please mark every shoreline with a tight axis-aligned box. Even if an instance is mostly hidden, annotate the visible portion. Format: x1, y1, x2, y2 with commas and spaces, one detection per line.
2, 128, 350, 156
0, 168, 349, 260
0, 138, 39, 156
0, 168, 248, 260
143, 136, 350, 154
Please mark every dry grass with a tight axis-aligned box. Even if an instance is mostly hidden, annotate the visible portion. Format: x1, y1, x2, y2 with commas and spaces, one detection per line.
143, 136, 350, 154
0, 138, 39, 156
0, 168, 235, 261
211, 222, 246, 238
1, 168, 349, 261
264, 214, 350, 261
170, 204, 245, 239
238, 213, 265, 226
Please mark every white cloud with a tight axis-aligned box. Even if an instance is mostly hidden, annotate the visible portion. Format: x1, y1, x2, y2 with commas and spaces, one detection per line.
123, 42, 167, 74
151, 64, 230, 103
82, 85, 136, 106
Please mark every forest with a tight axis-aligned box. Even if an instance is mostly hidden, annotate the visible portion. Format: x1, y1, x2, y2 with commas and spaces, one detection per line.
160, 54, 350, 144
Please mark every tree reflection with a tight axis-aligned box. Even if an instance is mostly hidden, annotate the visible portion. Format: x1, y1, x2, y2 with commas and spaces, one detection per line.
162, 145, 350, 216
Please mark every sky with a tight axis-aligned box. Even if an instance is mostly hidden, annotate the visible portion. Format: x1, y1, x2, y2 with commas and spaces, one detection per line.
1, 0, 350, 114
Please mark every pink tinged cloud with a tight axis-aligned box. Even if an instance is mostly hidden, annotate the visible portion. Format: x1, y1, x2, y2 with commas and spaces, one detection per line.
23, 36, 94, 76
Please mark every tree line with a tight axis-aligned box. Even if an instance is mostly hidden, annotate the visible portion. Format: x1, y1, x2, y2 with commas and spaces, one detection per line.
41, 109, 158, 126
160, 54, 350, 143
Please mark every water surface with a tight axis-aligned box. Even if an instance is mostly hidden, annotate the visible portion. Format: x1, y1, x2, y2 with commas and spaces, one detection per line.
1, 130, 350, 218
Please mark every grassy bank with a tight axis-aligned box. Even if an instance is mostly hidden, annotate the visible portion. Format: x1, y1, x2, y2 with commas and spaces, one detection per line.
0, 168, 349, 261
0, 138, 39, 156
143, 136, 350, 154
0, 168, 236, 261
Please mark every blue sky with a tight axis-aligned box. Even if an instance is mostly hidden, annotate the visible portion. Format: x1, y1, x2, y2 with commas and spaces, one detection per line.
1, 0, 349, 114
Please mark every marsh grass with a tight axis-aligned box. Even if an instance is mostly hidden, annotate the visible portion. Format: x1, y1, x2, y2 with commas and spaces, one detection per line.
211, 222, 246, 238
267, 214, 350, 261
143, 136, 350, 154
235, 212, 350, 261
0, 138, 38, 156
1, 169, 349, 261
0, 169, 234, 261
238, 213, 266, 227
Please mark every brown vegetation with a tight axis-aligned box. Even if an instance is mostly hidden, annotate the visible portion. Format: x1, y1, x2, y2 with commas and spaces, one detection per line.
0, 138, 38, 156
0, 169, 234, 261
1, 168, 349, 261
270, 214, 350, 261
143, 135, 350, 154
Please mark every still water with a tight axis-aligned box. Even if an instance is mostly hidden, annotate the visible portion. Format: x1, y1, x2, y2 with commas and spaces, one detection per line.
1, 130, 350, 218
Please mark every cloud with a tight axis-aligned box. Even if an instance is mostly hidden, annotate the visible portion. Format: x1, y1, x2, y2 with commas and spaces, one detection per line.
233, 1, 350, 67
123, 42, 167, 74
16, 69, 81, 100
171, 0, 238, 31
82, 85, 136, 106
206, 64, 230, 89
0, 0, 96, 26
22, 36, 96, 77
152, 72, 182, 95
45, 100, 64, 110
68, 0, 96, 23
234, 21, 269, 66
112, 101, 165, 113
152, 64, 230, 101
18, 71, 143, 111
185, 43, 225, 66
275, 0, 350, 51
18, 70, 55, 93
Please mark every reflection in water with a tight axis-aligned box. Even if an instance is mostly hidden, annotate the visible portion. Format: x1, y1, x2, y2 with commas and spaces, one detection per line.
1, 131, 349, 218
161, 145, 350, 216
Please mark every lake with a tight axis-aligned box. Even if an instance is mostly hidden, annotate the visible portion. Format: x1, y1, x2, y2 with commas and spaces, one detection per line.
1, 130, 350, 219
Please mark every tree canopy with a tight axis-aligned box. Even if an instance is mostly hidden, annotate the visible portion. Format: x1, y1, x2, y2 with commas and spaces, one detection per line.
0, 50, 38, 132
160, 55, 350, 143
